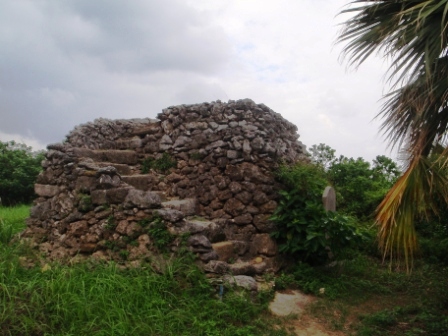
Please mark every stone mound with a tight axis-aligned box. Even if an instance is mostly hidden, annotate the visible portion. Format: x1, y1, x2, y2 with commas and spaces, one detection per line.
24, 99, 307, 275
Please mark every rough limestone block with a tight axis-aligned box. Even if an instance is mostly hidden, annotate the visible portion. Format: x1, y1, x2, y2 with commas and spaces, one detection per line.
91, 190, 107, 205
223, 275, 258, 291
161, 198, 197, 216
251, 234, 277, 257
122, 175, 157, 191
223, 198, 245, 217
94, 150, 138, 165
75, 176, 97, 192
124, 189, 161, 209
212, 241, 235, 262
106, 188, 131, 204
35, 184, 60, 197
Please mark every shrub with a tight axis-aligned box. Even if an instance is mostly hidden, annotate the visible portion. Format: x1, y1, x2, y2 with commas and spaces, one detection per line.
271, 162, 368, 264
0, 141, 44, 205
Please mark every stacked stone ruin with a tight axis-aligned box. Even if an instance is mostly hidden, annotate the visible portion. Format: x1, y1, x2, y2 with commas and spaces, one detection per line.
24, 98, 307, 275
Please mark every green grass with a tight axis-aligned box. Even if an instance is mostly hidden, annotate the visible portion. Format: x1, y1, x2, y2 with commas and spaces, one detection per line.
277, 252, 448, 335
0, 206, 289, 336
0, 205, 28, 243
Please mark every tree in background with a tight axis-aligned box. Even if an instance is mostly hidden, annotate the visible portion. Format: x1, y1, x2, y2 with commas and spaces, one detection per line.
338, 0, 448, 269
310, 144, 400, 219
0, 141, 44, 205
308, 143, 336, 170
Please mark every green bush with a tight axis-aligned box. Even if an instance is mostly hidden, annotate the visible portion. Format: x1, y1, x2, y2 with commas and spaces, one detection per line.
327, 155, 399, 219
271, 162, 368, 264
0, 141, 44, 205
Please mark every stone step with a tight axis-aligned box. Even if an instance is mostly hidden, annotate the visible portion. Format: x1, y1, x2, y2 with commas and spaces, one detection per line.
161, 198, 197, 216
77, 159, 136, 176
212, 240, 248, 262
203, 258, 267, 275
73, 148, 138, 165
121, 174, 160, 191
228, 260, 267, 275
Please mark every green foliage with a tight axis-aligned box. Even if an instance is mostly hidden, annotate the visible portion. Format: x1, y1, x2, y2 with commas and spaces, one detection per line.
104, 215, 116, 231
271, 162, 368, 264
270, 162, 328, 262
77, 193, 93, 213
323, 212, 371, 255
308, 143, 336, 170
142, 153, 177, 174
358, 306, 448, 336
119, 250, 129, 260
0, 205, 29, 244
147, 216, 174, 251
0, 141, 44, 205
189, 151, 205, 161
328, 155, 399, 219
309, 144, 400, 219
104, 240, 119, 251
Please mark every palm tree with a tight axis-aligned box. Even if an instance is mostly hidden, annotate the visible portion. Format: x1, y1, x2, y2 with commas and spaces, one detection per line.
338, 0, 448, 270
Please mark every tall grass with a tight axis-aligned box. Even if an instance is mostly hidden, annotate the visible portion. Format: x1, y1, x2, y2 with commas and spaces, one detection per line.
0, 206, 288, 336
0, 204, 28, 243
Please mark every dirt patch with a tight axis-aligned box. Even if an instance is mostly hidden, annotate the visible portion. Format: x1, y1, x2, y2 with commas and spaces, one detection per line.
269, 290, 346, 336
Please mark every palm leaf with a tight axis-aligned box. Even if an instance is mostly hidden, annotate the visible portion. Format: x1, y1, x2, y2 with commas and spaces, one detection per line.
338, 0, 448, 86
376, 154, 448, 272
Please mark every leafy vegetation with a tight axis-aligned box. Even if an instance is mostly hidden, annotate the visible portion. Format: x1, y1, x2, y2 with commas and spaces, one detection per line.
276, 254, 448, 335
0, 141, 44, 205
77, 193, 93, 213
142, 153, 177, 174
309, 143, 400, 219
271, 162, 369, 264
146, 216, 175, 252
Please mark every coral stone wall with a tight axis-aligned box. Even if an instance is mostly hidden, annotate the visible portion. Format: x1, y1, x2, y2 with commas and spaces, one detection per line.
25, 99, 306, 275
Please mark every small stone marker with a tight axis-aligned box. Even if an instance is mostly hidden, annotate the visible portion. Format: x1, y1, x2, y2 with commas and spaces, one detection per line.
322, 186, 336, 212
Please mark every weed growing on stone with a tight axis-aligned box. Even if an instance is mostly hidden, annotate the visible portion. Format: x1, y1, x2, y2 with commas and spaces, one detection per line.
189, 151, 205, 161
104, 240, 119, 252
77, 193, 93, 213
146, 216, 174, 252
104, 215, 116, 230
142, 153, 177, 174
119, 249, 129, 260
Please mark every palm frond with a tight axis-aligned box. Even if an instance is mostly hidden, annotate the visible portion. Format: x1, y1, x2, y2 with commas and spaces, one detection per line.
378, 55, 448, 151
376, 153, 448, 272
338, 0, 448, 86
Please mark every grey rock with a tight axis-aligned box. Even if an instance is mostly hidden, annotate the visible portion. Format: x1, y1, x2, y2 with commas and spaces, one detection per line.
155, 208, 184, 222
204, 260, 229, 274
223, 275, 258, 291
124, 189, 161, 209
97, 166, 119, 176
188, 234, 212, 249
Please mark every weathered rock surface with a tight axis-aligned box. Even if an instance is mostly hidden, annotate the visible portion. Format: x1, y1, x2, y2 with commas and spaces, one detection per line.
24, 99, 307, 276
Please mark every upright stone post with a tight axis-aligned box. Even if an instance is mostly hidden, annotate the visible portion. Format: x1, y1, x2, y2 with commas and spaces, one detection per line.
322, 186, 336, 260
322, 186, 336, 212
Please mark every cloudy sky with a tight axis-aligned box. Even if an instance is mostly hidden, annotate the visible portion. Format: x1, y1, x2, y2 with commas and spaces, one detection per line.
1, 0, 396, 161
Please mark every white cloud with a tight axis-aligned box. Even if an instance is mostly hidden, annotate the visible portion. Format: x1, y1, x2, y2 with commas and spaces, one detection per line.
0, 0, 398, 162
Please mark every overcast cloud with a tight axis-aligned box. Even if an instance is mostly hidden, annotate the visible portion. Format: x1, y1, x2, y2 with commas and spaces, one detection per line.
1, 0, 395, 161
